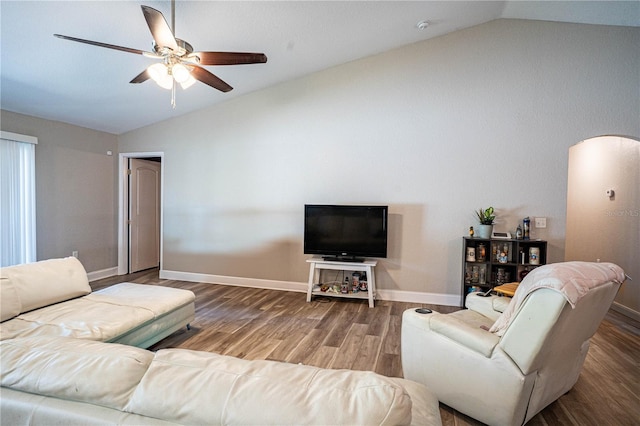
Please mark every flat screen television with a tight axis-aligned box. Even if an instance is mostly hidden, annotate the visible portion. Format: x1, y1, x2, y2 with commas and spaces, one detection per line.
304, 204, 388, 262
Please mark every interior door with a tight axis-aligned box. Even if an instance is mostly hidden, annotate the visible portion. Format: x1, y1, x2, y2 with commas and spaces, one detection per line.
129, 158, 161, 273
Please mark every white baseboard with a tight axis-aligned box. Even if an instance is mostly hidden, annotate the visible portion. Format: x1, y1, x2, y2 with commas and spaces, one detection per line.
87, 267, 118, 282
611, 301, 640, 322
160, 269, 461, 307
90, 267, 635, 313
377, 289, 462, 307
160, 270, 307, 293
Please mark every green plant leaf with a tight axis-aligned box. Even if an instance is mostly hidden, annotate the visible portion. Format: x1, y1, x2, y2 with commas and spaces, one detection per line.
475, 206, 496, 225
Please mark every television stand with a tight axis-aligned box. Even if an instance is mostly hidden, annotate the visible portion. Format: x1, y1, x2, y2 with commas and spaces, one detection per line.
306, 257, 377, 308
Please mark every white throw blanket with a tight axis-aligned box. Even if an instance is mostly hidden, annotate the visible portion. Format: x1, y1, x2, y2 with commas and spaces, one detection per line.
489, 261, 625, 336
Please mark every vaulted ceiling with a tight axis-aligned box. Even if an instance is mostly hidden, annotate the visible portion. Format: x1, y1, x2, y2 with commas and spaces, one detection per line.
1, 1, 637, 134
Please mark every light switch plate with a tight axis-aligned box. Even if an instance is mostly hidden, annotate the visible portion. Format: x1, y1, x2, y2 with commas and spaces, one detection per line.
535, 217, 547, 228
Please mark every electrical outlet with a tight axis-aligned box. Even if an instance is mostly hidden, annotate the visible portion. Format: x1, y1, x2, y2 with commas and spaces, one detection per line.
72, 251, 78, 258
534, 217, 547, 228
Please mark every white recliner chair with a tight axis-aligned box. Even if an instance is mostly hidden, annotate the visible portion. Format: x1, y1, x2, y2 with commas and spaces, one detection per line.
401, 262, 625, 426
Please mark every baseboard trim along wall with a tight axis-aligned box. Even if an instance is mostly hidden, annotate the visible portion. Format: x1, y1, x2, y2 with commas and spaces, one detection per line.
377, 289, 462, 307
160, 269, 305, 293
87, 267, 636, 313
160, 269, 461, 306
87, 266, 119, 282
611, 301, 640, 322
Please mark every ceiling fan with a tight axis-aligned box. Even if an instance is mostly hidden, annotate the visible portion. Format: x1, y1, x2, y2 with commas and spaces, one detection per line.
54, 0, 267, 106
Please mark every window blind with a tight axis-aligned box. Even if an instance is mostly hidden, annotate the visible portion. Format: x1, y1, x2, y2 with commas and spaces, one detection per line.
1, 131, 37, 266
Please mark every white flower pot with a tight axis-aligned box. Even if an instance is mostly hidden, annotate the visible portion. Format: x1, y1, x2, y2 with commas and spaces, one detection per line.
475, 224, 493, 239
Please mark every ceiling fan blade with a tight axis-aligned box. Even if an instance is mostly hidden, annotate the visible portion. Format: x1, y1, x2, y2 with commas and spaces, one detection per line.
141, 5, 179, 52
130, 69, 150, 84
190, 66, 233, 92
193, 52, 268, 66
54, 34, 148, 55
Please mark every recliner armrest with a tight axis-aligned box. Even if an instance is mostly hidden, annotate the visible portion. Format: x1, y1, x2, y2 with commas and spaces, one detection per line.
465, 293, 510, 321
429, 314, 500, 358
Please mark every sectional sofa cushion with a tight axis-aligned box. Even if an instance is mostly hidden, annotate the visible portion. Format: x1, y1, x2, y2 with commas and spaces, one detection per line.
1, 336, 439, 425
0, 276, 21, 321
1, 336, 153, 410
127, 348, 413, 425
0, 390, 179, 426
0, 257, 91, 320
87, 282, 192, 316
0, 283, 195, 343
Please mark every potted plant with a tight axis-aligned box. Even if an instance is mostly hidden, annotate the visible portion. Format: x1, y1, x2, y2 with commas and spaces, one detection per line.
474, 207, 495, 238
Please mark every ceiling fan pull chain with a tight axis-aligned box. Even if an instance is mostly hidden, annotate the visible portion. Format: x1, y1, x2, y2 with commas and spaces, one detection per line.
171, 80, 176, 109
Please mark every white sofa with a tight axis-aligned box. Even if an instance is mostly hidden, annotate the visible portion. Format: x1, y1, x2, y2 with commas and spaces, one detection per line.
0, 257, 195, 348
0, 258, 443, 425
1, 336, 442, 425
401, 261, 625, 426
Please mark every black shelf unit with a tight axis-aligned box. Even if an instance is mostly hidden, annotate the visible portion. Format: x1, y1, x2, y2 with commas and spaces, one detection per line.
462, 237, 547, 302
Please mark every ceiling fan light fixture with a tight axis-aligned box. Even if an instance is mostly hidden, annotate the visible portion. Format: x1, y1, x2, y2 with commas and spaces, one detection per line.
172, 63, 191, 84
148, 63, 173, 90
179, 74, 197, 90
54, 0, 267, 102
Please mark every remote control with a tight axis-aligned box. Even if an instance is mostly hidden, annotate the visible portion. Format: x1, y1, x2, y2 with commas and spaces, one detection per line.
477, 289, 493, 297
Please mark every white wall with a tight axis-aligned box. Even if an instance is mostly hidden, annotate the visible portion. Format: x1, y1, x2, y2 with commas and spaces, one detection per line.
118, 19, 640, 304
0, 110, 119, 274
566, 136, 640, 319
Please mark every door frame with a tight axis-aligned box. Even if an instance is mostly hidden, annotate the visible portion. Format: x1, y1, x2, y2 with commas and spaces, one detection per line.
117, 152, 164, 275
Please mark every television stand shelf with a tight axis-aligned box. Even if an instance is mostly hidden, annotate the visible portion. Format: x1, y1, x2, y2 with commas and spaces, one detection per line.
306, 258, 377, 308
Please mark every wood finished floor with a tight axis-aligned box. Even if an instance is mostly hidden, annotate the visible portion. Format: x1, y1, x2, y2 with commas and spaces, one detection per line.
92, 269, 640, 425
